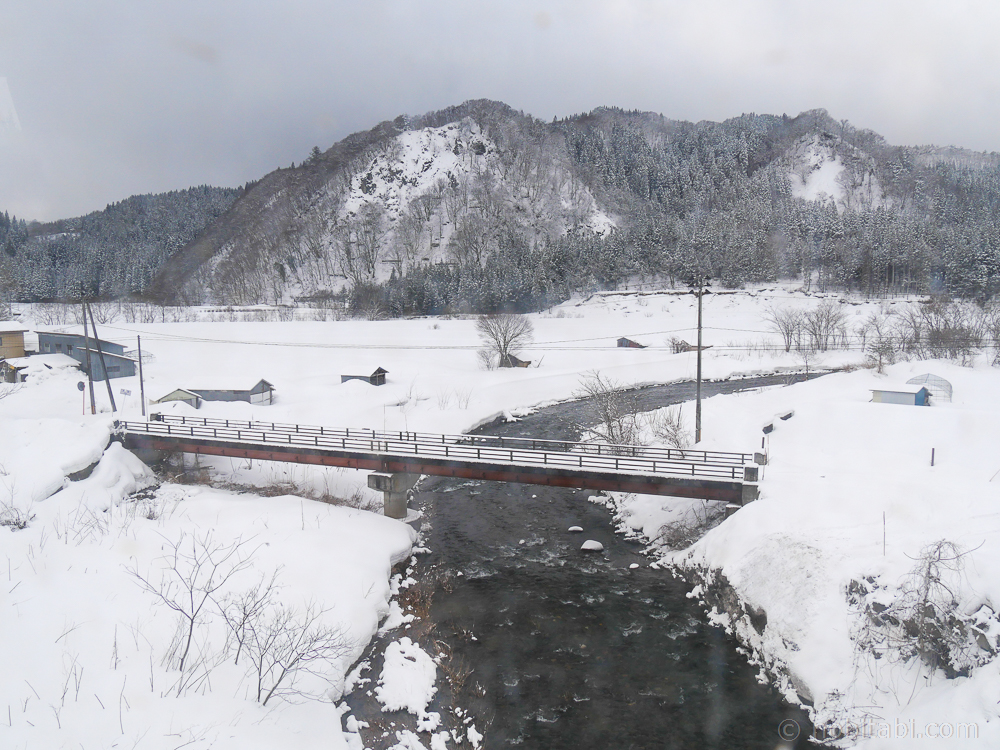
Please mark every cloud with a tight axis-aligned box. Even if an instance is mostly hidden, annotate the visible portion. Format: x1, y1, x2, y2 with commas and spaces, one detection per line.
0, 77, 21, 131
1, 0, 999, 220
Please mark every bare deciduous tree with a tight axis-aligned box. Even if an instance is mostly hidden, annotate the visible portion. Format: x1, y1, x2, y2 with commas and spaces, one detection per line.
221, 571, 281, 666
243, 603, 351, 705
128, 532, 253, 693
476, 313, 534, 368
803, 300, 847, 352
762, 305, 804, 353
645, 406, 691, 451
575, 371, 642, 447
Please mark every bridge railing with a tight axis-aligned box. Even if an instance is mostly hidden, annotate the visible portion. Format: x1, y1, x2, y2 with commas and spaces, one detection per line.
118, 416, 752, 481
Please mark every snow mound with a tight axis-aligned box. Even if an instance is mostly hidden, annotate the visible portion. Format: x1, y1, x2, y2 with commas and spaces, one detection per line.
581, 540, 604, 552
375, 637, 437, 716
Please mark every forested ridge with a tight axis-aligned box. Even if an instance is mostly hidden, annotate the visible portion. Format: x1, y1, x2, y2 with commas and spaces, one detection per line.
2, 101, 999, 313
0, 186, 238, 302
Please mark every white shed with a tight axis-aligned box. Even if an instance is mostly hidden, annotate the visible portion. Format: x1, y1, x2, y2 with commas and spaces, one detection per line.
871, 384, 930, 406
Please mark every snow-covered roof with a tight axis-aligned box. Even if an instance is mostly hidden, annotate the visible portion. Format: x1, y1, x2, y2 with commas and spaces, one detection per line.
871, 384, 928, 395
78, 348, 135, 362
0, 321, 29, 333
188, 379, 275, 393
153, 388, 201, 403
4, 353, 80, 371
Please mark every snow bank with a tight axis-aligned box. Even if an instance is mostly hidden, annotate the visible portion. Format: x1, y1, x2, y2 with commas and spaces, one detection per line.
1, 422, 416, 748
630, 361, 1000, 746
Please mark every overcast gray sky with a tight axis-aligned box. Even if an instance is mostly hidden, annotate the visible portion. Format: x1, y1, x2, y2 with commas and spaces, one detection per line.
2, 0, 999, 221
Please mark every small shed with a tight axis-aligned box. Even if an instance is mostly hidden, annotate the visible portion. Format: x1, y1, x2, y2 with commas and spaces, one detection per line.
152, 388, 202, 409
1, 353, 79, 383
499, 354, 531, 368
0, 322, 29, 360
190, 379, 275, 405
871, 384, 930, 406
341, 367, 388, 386
617, 337, 646, 349
906, 373, 952, 403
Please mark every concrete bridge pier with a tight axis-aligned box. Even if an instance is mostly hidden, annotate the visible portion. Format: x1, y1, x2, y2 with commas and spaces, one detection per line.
368, 472, 421, 519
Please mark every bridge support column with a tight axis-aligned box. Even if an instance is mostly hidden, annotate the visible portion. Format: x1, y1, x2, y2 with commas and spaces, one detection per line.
368, 472, 420, 520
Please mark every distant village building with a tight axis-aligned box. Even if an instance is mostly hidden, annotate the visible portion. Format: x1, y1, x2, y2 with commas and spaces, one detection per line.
616, 337, 646, 349
871, 385, 931, 406
189, 379, 275, 405
341, 367, 388, 386
152, 388, 202, 409
499, 354, 531, 368
2, 353, 80, 383
669, 339, 712, 354
36, 331, 137, 381
0, 321, 29, 359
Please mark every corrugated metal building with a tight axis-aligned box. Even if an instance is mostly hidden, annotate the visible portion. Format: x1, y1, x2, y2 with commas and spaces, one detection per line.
871, 384, 931, 406
36, 331, 136, 381
189, 379, 275, 405
152, 389, 202, 409
341, 367, 388, 386
617, 337, 646, 348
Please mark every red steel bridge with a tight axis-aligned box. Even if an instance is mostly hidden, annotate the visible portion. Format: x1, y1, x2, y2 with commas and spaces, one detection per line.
116, 415, 761, 505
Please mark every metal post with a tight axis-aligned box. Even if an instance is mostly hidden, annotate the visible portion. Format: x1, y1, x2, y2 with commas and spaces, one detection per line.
695, 282, 703, 444
87, 304, 117, 413
82, 301, 96, 415
137, 335, 146, 417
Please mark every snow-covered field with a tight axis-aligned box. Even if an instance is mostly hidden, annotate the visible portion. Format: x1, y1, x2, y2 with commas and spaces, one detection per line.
4, 286, 999, 748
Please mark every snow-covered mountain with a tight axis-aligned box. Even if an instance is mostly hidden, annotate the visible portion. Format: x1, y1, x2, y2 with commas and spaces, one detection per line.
53, 100, 1000, 307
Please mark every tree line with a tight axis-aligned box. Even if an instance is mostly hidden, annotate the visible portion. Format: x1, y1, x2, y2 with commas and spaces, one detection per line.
4, 102, 1000, 311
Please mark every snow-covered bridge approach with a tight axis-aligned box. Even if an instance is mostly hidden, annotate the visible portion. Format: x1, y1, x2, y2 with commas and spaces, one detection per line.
117, 415, 760, 514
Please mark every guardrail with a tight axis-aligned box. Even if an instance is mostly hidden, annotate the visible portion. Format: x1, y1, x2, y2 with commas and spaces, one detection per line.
117, 416, 753, 481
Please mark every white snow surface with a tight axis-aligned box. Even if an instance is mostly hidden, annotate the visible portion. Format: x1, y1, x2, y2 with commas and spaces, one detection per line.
339, 118, 614, 274
608, 361, 1000, 746
7, 286, 1000, 747
789, 136, 883, 212
375, 637, 438, 718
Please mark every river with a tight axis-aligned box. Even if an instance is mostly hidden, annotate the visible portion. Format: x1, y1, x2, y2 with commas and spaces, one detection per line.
363, 375, 817, 749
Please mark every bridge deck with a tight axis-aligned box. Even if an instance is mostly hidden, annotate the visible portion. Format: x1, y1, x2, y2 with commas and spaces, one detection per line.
117, 416, 755, 503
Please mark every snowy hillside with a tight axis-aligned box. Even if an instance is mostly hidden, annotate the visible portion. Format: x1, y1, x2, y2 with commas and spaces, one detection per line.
788, 135, 884, 212
336, 118, 614, 272
344, 119, 614, 236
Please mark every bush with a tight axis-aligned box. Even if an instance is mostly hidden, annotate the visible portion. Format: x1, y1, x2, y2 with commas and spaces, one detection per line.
849, 540, 998, 679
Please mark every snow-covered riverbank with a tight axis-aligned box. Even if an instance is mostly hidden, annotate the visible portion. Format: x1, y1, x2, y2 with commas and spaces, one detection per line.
610, 362, 1000, 747
4, 287, 998, 748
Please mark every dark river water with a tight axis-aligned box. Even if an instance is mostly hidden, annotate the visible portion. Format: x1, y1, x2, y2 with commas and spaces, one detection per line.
415, 375, 815, 750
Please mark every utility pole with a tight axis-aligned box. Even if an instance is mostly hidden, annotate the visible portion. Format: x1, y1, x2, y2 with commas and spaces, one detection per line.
86, 303, 117, 413
137, 335, 146, 417
695, 281, 703, 444
82, 300, 96, 415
